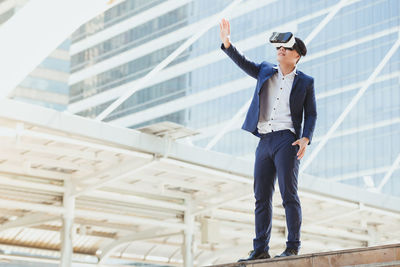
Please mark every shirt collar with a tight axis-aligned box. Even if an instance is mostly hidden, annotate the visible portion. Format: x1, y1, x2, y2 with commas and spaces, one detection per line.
273, 64, 298, 77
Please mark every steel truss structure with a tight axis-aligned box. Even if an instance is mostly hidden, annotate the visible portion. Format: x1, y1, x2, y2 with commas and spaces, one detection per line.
0, 99, 399, 266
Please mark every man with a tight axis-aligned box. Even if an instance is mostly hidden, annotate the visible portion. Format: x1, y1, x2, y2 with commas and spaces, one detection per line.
219, 18, 317, 261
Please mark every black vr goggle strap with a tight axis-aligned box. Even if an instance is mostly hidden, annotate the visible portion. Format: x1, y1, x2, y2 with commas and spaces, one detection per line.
292, 42, 303, 57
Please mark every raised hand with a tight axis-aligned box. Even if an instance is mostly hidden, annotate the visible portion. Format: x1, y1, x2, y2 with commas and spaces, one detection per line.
219, 18, 231, 48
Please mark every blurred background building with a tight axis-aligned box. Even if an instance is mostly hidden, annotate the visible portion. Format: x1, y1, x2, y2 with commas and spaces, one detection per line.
0, 0, 70, 111
68, 0, 400, 196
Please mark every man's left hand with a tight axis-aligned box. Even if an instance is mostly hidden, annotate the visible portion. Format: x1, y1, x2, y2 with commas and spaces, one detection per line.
292, 137, 309, 160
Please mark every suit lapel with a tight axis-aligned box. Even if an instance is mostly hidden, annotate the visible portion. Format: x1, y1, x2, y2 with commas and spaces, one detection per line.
257, 68, 278, 95
289, 72, 302, 108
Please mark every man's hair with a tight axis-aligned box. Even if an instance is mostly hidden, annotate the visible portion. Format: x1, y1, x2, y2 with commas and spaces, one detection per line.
294, 37, 307, 64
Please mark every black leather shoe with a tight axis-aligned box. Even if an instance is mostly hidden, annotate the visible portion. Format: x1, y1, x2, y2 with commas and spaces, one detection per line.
238, 250, 271, 262
274, 247, 299, 258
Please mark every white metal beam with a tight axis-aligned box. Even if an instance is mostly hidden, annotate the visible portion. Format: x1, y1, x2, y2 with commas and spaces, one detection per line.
95, 0, 243, 121
205, 99, 251, 150
0, 125, 152, 160
183, 201, 195, 267
330, 165, 398, 182
0, 199, 65, 214
75, 159, 149, 185
159, 157, 252, 184
377, 153, 400, 192
74, 208, 186, 230
299, 174, 400, 218
143, 173, 219, 192
108, 181, 191, 200
0, 213, 58, 231
0, 139, 119, 163
97, 228, 181, 263
0, 197, 187, 230
2, 152, 95, 173
0, 161, 71, 181
309, 204, 364, 226
192, 188, 252, 216
84, 189, 186, 212
300, 32, 400, 172
0, 175, 64, 193
304, 0, 349, 45
72, 159, 157, 197
218, 215, 371, 244
313, 117, 400, 143
60, 178, 75, 267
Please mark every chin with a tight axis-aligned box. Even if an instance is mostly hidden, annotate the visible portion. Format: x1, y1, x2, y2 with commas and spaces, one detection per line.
278, 59, 287, 64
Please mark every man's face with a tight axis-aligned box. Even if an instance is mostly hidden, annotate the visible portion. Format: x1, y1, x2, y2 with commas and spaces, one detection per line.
276, 46, 300, 65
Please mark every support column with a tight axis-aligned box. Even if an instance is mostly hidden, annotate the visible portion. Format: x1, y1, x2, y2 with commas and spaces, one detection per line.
60, 179, 75, 267
182, 202, 195, 267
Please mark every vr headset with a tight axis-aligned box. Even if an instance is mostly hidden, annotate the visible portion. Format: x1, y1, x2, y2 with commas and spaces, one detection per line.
269, 32, 305, 56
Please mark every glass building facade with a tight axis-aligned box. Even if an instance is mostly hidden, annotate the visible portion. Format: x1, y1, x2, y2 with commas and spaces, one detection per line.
69, 0, 400, 196
0, 0, 70, 111
11, 39, 70, 111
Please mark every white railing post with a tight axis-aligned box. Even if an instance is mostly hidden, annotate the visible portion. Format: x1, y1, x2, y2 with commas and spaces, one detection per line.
60, 178, 75, 267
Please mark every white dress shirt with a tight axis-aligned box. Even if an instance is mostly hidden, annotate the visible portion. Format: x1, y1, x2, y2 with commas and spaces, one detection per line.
257, 64, 297, 134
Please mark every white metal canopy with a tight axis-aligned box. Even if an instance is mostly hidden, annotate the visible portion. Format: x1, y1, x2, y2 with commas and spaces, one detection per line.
0, 99, 399, 266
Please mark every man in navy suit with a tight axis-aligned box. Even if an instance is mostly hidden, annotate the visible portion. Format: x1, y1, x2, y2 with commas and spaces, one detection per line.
219, 18, 317, 261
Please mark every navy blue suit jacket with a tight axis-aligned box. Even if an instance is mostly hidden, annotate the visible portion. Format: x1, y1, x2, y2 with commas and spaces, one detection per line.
221, 43, 317, 145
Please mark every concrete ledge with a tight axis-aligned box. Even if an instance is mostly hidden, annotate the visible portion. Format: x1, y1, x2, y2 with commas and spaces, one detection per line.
208, 243, 400, 267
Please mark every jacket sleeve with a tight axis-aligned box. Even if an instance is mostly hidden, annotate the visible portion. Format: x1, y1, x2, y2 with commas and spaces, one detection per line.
220, 42, 261, 79
301, 78, 317, 145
